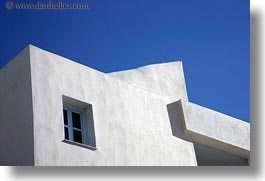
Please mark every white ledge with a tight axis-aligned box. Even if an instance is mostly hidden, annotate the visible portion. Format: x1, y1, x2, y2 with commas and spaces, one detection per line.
62, 139, 97, 151
177, 99, 250, 159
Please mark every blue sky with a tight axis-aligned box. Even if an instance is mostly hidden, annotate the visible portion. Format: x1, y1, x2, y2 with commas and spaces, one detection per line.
0, 0, 249, 122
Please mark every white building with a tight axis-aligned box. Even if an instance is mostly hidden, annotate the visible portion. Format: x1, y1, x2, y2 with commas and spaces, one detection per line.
0, 45, 250, 166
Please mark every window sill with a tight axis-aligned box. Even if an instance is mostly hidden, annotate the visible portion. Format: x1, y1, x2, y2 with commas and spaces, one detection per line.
62, 139, 97, 151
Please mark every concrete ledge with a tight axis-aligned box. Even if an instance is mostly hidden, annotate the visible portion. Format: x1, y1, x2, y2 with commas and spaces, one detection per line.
177, 100, 250, 159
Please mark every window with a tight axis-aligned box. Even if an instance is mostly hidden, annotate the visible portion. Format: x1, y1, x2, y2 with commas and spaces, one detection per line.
62, 95, 96, 150
63, 105, 88, 144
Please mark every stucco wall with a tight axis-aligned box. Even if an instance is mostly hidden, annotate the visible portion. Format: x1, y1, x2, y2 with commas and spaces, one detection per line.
108, 61, 188, 102
0, 46, 34, 166
29, 45, 197, 166
0, 45, 249, 166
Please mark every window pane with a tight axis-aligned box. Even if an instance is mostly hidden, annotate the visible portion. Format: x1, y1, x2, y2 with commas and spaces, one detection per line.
64, 127, 69, 140
73, 130, 82, 143
63, 109, 68, 125
72, 112, 81, 129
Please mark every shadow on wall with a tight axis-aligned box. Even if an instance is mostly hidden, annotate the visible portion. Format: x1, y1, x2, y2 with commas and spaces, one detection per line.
166, 101, 192, 143
194, 143, 249, 166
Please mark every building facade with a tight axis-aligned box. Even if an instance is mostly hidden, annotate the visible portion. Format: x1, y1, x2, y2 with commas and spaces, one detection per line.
0, 45, 250, 166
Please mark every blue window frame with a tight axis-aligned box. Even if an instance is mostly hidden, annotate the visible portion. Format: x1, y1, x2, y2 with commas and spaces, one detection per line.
63, 104, 88, 145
